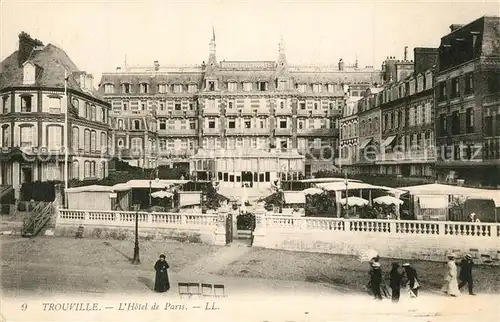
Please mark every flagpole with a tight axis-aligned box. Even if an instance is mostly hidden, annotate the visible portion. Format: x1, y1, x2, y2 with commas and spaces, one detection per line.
64, 70, 69, 201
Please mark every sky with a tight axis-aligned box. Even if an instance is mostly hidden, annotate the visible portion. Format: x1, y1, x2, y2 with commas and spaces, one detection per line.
1, 0, 499, 85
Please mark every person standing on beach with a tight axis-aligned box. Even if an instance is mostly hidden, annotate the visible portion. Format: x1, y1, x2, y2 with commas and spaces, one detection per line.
459, 254, 476, 295
389, 262, 403, 303
154, 254, 170, 292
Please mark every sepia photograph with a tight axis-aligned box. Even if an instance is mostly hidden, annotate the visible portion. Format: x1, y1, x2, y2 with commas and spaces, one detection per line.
0, 0, 499, 321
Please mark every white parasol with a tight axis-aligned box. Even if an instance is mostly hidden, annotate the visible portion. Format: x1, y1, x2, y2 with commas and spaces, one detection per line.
373, 195, 403, 206
303, 187, 324, 195
151, 190, 174, 199
339, 197, 369, 207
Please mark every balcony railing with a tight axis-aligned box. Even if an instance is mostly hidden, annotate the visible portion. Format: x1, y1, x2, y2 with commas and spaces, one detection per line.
158, 128, 198, 137
296, 128, 337, 136
202, 109, 220, 116
203, 128, 221, 135
274, 128, 293, 136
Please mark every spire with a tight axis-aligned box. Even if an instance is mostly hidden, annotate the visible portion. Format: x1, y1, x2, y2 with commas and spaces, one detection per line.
206, 27, 218, 75
212, 26, 216, 42
276, 36, 289, 78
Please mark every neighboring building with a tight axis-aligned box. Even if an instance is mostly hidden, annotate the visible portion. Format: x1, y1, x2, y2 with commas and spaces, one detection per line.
377, 49, 437, 177
338, 96, 361, 171
434, 17, 500, 186
0, 32, 112, 197
99, 33, 385, 177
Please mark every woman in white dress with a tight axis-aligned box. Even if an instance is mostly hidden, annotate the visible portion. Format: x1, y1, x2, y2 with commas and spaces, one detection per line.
441, 254, 460, 297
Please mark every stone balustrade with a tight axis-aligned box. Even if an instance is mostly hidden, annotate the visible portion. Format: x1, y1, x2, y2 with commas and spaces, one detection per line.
58, 209, 218, 229
253, 215, 500, 264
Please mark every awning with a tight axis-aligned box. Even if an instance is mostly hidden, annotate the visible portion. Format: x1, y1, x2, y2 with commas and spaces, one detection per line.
359, 138, 372, 149
418, 196, 448, 209
381, 135, 396, 147
283, 191, 306, 204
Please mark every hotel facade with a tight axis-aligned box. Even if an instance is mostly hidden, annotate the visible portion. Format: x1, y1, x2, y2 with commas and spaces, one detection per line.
0, 32, 112, 198
98, 34, 385, 180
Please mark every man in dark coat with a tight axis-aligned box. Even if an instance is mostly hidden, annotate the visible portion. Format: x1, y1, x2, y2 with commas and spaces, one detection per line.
154, 254, 170, 292
458, 254, 476, 295
403, 263, 419, 297
389, 262, 403, 303
370, 262, 383, 300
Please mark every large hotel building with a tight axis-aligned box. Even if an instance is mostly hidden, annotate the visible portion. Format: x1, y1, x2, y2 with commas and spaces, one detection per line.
99, 34, 387, 185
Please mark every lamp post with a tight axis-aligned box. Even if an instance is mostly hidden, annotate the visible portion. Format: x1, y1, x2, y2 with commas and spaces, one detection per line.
132, 203, 141, 265
344, 171, 349, 218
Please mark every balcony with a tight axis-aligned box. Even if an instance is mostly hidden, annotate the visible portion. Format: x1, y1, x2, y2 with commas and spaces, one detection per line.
274, 128, 293, 136
157, 128, 198, 137
275, 109, 293, 116
158, 149, 195, 159
162, 110, 198, 118
225, 128, 270, 136
296, 128, 338, 137
202, 108, 220, 116
375, 149, 437, 164
202, 128, 221, 135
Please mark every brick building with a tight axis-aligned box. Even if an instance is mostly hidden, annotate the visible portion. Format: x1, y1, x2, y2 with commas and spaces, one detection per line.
99, 34, 384, 177
0, 32, 112, 197
434, 16, 500, 186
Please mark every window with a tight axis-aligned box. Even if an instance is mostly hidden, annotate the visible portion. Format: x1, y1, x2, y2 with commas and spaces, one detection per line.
438, 82, 447, 102
243, 82, 252, 91
90, 131, 96, 152
134, 120, 140, 130
487, 72, 500, 93
327, 84, 335, 93
278, 80, 287, 90
118, 119, 124, 130
244, 120, 251, 128
117, 138, 124, 147
140, 83, 149, 93
122, 101, 128, 111
91, 105, 96, 121
466, 108, 474, 133
189, 102, 195, 110
140, 101, 146, 110
84, 129, 90, 152
464, 73, 474, 94
280, 101, 285, 109
228, 119, 236, 128
257, 82, 267, 91
439, 114, 447, 137
175, 103, 181, 111
131, 138, 142, 149
298, 120, 304, 130
72, 127, 79, 151
451, 78, 459, 98
101, 161, 106, 178
122, 83, 131, 93
188, 84, 198, 93
84, 161, 90, 178
159, 119, 166, 130
2, 96, 9, 113
101, 107, 106, 123
1, 126, 10, 147
227, 101, 234, 109
451, 111, 460, 135
100, 132, 107, 151
104, 84, 114, 93
189, 119, 197, 130
72, 161, 79, 179
279, 120, 287, 129
20, 126, 33, 148
47, 126, 62, 151
21, 96, 32, 112
228, 82, 237, 92
299, 102, 306, 110
208, 120, 216, 128
312, 84, 322, 93
297, 84, 307, 93
23, 62, 36, 85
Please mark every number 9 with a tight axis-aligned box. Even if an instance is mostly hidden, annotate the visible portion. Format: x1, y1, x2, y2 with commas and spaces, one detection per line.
21, 303, 28, 311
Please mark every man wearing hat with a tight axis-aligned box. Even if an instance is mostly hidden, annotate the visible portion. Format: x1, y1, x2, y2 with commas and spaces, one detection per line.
459, 254, 476, 295
403, 263, 419, 297
469, 213, 480, 223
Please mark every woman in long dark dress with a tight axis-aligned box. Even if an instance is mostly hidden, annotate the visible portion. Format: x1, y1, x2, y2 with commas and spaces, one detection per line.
154, 254, 170, 292
389, 262, 403, 303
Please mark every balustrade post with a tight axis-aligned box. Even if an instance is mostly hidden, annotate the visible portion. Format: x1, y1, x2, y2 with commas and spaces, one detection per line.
146, 212, 153, 226
214, 207, 228, 246
490, 224, 498, 239
181, 213, 187, 225
84, 211, 89, 221
438, 222, 446, 236
344, 218, 351, 232
389, 220, 397, 234
252, 207, 267, 247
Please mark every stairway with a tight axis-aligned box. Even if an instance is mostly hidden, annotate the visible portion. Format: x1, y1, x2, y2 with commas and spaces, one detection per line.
21, 202, 55, 238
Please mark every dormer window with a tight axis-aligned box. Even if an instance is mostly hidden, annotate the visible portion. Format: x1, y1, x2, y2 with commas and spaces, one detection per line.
122, 83, 131, 94
173, 84, 183, 93
188, 84, 198, 93
312, 84, 322, 93
134, 120, 140, 130
228, 82, 237, 92
23, 61, 36, 85
257, 82, 267, 91
297, 84, 307, 93
243, 82, 252, 92
157, 84, 168, 93
140, 83, 149, 93
207, 81, 215, 91
278, 80, 287, 90
118, 119, 124, 130
327, 84, 335, 93
104, 84, 114, 93
2, 96, 10, 114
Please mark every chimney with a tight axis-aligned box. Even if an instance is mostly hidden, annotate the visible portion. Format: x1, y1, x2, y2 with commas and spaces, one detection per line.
338, 59, 344, 71
449, 24, 464, 32
79, 73, 86, 90
116, 67, 122, 71
404, 46, 408, 61
18, 32, 44, 67
154, 60, 160, 71
86, 74, 94, 90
